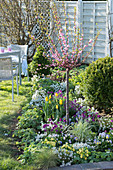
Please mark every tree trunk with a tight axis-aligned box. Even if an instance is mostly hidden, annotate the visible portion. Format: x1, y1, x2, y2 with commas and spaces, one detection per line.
66, 69, 69, 125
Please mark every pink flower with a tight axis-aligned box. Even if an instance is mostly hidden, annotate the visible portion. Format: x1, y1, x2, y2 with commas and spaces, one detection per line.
89, 39, 93, 44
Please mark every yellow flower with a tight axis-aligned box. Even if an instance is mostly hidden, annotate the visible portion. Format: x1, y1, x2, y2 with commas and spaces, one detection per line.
59, 99, 63, 105
73, 148, 75, 152
55, 93, 58, 97
49, 95, 51, 99
45, 97, 48, 102
86, 150, 89, 153
49, 100, 51, 104
80, 154, 83, 158
85, 157, 87, 160
56, 105, 58, 109
51, 142, 56, 147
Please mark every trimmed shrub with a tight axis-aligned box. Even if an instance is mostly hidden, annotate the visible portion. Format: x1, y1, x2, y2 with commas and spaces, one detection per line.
29, 45, 51, 76
80, 56, 113, 113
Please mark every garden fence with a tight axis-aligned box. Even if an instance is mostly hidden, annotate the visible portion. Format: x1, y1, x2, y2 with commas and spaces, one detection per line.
54, 0, 109, 62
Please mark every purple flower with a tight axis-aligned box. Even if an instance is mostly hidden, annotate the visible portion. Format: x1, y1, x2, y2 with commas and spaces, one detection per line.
59, 118, 62, 121
60, 125, 63, 128
63, 119, 66, 122
43, 124, 49, 128
57, 121, 60, 124
49, 118, 52, 121
74, 100, 76, 103
92, 118, 95, 121
54, 125, 58, 128
88, 109, 91, 111
51, 122, 54, 125
94, 139, 97, 144
56, 129, 58, 132
97, 115, 101, 118
74, 137, 78, 141
58, 141, 62, 144
111, 120, 113, 122
44, 129, 47, 132
69, 139, 71, 143
88, 115, 91, 117
82, 113, 85, 118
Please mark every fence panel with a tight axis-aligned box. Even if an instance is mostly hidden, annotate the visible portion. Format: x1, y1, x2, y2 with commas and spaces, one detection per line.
81, 1, 109, 62
54, 0, 109, 63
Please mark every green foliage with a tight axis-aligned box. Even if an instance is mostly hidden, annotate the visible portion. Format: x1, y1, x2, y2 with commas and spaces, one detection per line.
69, 120, 93, 142
80, 57, 113, 112
31, 148, 58, 169
17, 108, 42, 130
88, 151, 113, 162
0, 157, 19, 170
29, 45, 51, 76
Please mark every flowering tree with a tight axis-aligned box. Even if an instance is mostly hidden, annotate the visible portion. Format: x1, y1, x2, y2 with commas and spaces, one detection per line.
47, 1, 100, 125
29, 1, 100, 124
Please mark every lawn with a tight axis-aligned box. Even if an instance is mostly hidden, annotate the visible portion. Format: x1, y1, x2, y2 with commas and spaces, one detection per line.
0, 78, 37, 169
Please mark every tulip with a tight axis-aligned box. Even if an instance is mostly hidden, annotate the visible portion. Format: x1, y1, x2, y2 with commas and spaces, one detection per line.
49, 95, 51, 99
45, 97, 48, 102
59, 99, 63, 105
55, 93, 58, 97
56, 105, 58, 109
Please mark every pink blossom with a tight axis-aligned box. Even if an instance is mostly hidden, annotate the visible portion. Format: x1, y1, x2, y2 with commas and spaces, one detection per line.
89, 39, 93, 44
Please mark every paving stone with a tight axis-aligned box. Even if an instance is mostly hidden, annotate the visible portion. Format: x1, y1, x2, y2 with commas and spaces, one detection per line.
49, 162, 113, 170
97, 161, 113, 169
49, 164, 82, 170
79, 162, 101, 170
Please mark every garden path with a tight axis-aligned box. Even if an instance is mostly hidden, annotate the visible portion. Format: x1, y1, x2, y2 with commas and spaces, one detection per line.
50, 161, 113, 170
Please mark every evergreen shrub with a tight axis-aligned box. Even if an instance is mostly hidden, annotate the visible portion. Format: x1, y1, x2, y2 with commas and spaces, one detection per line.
80, 56, 113, 113
29, 45, 51, 76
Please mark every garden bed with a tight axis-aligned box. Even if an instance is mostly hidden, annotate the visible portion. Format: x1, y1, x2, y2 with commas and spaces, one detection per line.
12, 65, 113, 169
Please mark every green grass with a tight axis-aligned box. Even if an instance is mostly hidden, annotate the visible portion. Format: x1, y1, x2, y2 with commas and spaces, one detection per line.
0, 77, 38, 169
